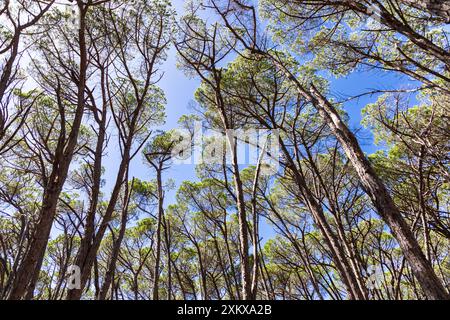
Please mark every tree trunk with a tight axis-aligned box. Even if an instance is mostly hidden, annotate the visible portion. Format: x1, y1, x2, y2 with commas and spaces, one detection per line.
214, 78, 252, 300
152, 167, 164, 300
66, 144, 131, 300
279, 141, 366, 300
97, 177, 133, 300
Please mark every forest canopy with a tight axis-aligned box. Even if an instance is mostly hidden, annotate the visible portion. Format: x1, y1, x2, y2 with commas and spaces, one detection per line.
0, 0, 449, 300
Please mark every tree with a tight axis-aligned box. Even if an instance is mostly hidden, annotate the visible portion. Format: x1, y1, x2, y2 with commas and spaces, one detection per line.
197, 0, 448, 300
66, 0, 172, 300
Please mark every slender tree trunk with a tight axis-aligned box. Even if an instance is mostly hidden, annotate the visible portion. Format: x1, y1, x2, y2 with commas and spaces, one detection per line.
66, 143, 131, 300
162, 214, 172, 300
250, 143, 265, 299
222, 226, 242, 300
227, 132, 252, 300
97, 177, 133, 300
278, 139, 366, 299
193, 242, 208, 300
152, 167, 164, 300
75, 65, 108, 300
214, 81, 252, 299
212, 237, 235, 299
418, 147, 432, 261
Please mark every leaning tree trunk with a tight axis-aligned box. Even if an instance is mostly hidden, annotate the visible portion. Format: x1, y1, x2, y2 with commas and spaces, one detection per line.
278, 141, 367, 300
97, 178, 132, 300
